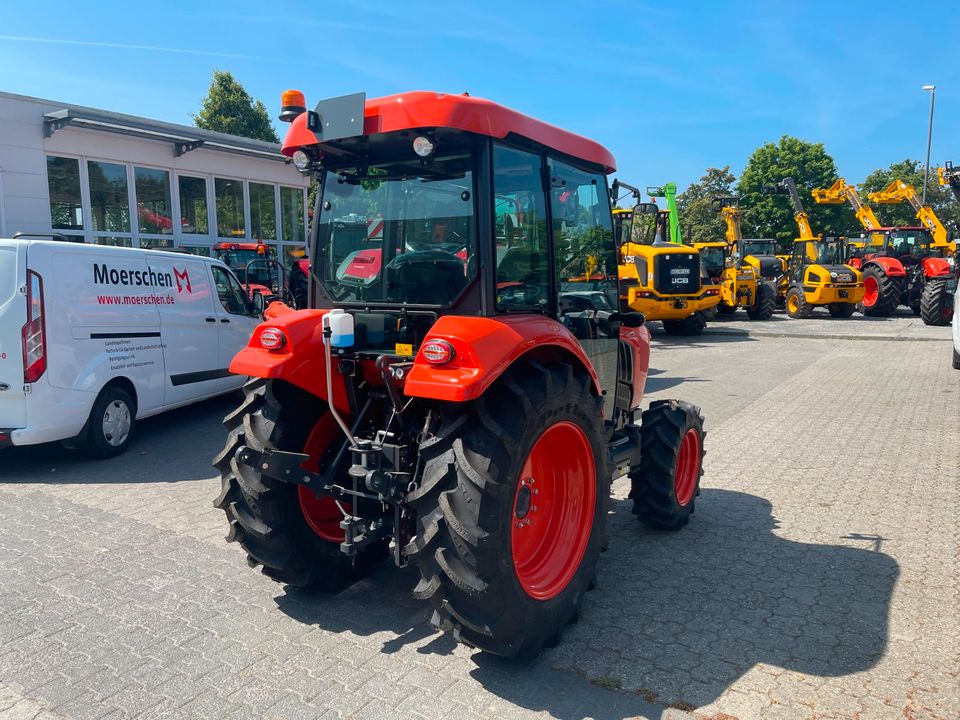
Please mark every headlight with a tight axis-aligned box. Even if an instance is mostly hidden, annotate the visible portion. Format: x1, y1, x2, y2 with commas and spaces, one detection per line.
830, 271, 838, 279
413, 136, 435, 157
292, 150, 311, 171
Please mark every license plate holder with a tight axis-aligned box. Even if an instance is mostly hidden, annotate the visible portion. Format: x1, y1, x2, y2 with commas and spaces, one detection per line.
839, 290, 849, 298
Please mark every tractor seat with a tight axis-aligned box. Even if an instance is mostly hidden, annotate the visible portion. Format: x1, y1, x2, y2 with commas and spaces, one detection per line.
386, 250, 467, 304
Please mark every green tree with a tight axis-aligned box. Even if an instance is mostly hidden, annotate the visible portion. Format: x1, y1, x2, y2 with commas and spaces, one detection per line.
193, 70, 279, 143
860, 158, 960, 237
676, 166, 736, 245
737, 136, 854, 248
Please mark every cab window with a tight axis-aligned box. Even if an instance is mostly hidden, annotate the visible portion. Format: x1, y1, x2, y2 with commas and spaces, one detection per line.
212, 266, 250, 315
493, 144, 550, 313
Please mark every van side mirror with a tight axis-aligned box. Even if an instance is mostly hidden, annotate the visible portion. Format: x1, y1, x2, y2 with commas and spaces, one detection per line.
609, 311, 645, 328
251, 290, 266, 316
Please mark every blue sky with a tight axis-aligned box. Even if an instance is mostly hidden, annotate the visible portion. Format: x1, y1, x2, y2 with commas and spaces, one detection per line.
2, 1, 957, 192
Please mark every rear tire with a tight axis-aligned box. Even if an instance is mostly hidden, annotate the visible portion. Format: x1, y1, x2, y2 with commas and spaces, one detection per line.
81, 385, 135, 458
629, 400, 705, 530
861, 267, 898, 316
746, 283, 776, 320
953, 347, 960, 370
785, 286, 814, 319
213, 379, 383, 590
828, 302, 856, 318
920, 279, 952, 326
405, 360, 606, 658
662, 311, 707, 336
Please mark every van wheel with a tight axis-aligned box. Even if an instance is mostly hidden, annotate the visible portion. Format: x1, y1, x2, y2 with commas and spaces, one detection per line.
82, 386, 135, 458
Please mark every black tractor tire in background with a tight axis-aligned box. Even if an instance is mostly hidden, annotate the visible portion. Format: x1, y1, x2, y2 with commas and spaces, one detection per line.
81, 385, 136, 458
828, 302, 856, 318
920, 279, 953, 326
861, 266, 898, 317
662, 311, 707, 336
405, 360, 607, 658
746, 283, 776, 320
785, 286, 814, 319
629, 400, 705, 531
715, 303, 737, 316
213, 378, 384, 590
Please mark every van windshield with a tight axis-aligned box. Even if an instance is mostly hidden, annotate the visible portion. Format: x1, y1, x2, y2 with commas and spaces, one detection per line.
314, 154, 477, 306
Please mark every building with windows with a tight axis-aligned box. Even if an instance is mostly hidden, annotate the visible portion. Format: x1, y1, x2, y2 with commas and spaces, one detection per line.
0, 91, 309, 267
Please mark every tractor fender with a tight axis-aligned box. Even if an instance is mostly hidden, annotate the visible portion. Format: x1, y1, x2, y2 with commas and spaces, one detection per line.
863, 257, 906, 277
403, 315, 602, 403
228, 305, 352, 414
922, 256, 952, 278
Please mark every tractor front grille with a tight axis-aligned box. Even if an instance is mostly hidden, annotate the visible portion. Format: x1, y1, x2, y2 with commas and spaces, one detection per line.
653, 252, 701, 295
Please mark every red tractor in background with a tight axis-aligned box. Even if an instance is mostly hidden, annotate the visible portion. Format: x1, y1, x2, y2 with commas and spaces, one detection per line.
213, 241, 297, 307
213, 90, 707, 658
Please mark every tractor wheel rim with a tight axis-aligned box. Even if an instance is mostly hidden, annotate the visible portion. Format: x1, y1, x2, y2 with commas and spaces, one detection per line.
511, 421, 595, 601
298, 414, 348, 543
102, 400, 131, 446
863, 275, 879, 306
673, 428, 701, 507
787, 295, 799, 313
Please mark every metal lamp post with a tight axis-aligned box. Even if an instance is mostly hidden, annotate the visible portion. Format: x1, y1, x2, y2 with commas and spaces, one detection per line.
922, 85, 936, 204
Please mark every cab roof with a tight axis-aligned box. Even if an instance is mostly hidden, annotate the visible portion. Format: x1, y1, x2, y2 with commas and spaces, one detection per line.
281, 91, 616, 174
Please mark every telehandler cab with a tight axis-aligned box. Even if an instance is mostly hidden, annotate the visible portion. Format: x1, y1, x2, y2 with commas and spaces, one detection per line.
215, 90, 707, 658
767, 178, 864, 318
613, 181, 720, 335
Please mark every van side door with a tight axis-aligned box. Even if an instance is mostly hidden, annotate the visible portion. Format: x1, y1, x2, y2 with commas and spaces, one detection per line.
209, 264, 259, 391
147, 255, 222, 405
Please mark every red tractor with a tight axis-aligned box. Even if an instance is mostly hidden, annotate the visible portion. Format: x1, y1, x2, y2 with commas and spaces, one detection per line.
844, 228, 954, 324
214, 90, 706, 658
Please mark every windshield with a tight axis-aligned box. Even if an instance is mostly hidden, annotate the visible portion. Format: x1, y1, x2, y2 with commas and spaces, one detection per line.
742, 239, 777, 256
698, 246, 726, 277
214, 247, 275, 272
314, 153, 477, 306
886, 231, 932, 257
802, 239, 844, 265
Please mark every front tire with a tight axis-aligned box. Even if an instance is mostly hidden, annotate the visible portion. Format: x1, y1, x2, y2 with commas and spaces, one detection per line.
405, 360, 606, 658
828, 302, 856, 318
785, 286, 813, 319
629, 400, 705, 530
746, 283, 776, 320
861, 267, 897, 316
920, 279, 953, 326
81, 385, 135, 458
662, 311, 707, 336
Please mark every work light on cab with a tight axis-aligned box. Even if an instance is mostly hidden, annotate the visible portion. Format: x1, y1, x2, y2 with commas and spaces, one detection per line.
279, 90, 307, 123
292, 150, 311, 171
259, 327, 286, 351
412, 136, 435, 157
421, 339, 455, 365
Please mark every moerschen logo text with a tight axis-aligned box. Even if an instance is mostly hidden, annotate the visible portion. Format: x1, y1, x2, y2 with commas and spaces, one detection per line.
93, 264, 191, 292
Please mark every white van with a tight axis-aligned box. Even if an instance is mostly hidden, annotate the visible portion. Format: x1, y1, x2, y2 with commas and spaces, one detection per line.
0, 236, 260, 456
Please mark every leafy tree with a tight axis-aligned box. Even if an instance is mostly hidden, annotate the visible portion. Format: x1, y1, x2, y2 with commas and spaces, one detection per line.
193, 70, 279, 143
676, 166, 736, 245
860, 158, 960, 238
737, 136, 854, 248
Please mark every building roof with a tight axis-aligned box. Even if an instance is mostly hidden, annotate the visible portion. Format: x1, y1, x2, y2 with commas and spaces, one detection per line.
281, 91, 617, 173
0, 90, 286, 162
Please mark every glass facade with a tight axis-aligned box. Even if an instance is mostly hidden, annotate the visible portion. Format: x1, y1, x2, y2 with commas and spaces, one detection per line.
46, 156, 83, 231
178, 176, 208, 235
249, 182, 277, 241
215, 178, 245, 238
88, 160, 130, 233
43, 156, 305, 252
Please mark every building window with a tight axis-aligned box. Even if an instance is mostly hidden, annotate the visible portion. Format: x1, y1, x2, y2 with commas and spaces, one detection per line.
134, 167, 173, 235
249, 182, 277, 241
181, 245, 211, 257
215, 178, 245, 238
46, 156, 84, 231
280, 186, 305, 244
179, 176, 208, 235
94, 236, 132, 248
88, 160, 131, 233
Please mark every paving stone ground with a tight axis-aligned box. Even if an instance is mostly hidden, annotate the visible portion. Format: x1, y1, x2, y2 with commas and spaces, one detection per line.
2, 312, 958, 720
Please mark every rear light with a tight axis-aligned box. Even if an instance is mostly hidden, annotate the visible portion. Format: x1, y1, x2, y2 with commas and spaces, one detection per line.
259, 327, 286, 351
705, 288, 720, 296
421, 339, 456, 365
22, 270, 46, 383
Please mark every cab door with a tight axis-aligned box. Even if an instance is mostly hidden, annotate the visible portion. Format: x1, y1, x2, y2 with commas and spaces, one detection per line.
209, 264, 259, 392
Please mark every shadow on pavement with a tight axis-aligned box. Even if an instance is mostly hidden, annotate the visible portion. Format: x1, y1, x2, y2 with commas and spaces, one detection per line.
644, 374, 711, 394
1, 394, 236, 483
274, 488, 898, 719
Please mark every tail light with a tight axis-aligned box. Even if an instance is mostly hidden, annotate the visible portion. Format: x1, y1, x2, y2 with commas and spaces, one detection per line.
22, 270, 46, 383
259, 327, 287, 351
421, 339, 456, 365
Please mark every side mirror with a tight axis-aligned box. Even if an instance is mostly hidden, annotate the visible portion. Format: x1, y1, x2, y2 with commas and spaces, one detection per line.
634, 202, 659, 215
609, 311, 645, 328
251, 290, 266, 316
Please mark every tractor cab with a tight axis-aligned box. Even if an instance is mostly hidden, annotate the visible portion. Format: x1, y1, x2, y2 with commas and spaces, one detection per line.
215, 91, 706, 660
